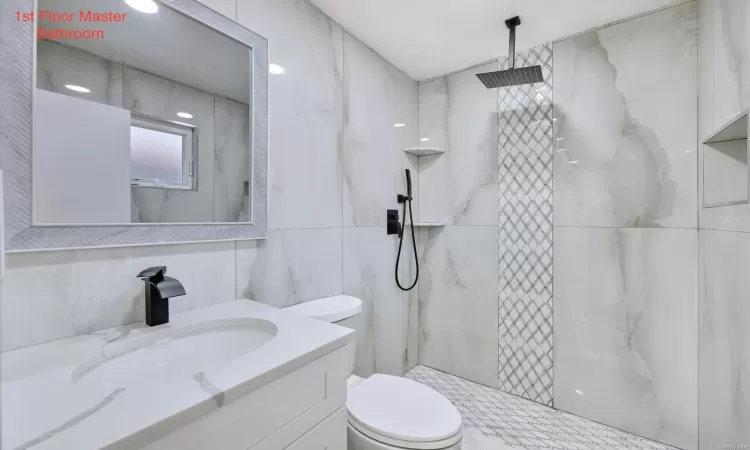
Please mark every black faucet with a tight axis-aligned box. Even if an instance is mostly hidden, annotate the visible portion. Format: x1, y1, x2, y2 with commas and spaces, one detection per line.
136, 266, 186, 327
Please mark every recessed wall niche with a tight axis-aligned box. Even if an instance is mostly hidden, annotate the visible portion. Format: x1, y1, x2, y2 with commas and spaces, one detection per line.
703, 110, 749, 208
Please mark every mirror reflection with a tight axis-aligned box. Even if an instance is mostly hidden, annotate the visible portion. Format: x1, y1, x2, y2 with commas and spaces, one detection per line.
34, 0, 252, 224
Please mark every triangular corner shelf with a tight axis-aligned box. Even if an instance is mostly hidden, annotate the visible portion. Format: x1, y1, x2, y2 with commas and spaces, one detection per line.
403, 147, 445, 157
704, 109, 749, 144
407, 222, 446, 227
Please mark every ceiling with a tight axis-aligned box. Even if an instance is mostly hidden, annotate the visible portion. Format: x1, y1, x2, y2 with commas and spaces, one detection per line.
309, 0, 686, 81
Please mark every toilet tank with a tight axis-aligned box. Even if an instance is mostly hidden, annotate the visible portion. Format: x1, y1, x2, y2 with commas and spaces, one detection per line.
283, 295, 363, 332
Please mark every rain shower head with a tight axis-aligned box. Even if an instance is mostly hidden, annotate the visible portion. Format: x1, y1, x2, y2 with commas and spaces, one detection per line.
476, 16, 544, 89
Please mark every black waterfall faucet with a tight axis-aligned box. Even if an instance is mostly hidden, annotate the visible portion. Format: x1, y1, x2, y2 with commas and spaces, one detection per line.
136, 266, 186, 327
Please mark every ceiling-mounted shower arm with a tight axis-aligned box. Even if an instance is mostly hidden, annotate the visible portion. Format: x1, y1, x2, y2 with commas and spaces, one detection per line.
476, 15, 543, 88
506, 16, 521, 70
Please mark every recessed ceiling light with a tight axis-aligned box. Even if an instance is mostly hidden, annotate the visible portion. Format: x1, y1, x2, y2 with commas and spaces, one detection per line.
569, 160, 579, 164
269, 64, 285, 75
420, 137, 430, 142
393, 123, 406, 128
65, 84, 90, 93
575, 389, 583, 395
124, 0, 159, 14
177, 112, 193, 119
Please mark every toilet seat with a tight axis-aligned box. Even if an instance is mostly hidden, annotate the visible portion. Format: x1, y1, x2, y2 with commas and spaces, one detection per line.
347, 374, 462, 449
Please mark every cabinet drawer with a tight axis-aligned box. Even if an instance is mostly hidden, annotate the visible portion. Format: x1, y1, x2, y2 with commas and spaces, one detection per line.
286, 408, 347, 450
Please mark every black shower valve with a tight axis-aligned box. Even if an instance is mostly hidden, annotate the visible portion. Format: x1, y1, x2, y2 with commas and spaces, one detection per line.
387, 209, 402, 237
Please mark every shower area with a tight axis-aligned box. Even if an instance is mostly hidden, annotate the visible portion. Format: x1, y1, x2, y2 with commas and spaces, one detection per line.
403, 1, 748, 449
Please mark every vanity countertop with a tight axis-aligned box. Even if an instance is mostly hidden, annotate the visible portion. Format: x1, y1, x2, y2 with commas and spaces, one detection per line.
0, 300, 354, 450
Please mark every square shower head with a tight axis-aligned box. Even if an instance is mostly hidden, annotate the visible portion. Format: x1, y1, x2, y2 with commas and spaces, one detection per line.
476, 65, 544, 88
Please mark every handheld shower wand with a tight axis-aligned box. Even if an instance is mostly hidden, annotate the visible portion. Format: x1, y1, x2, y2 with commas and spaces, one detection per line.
395, 169, 418, 291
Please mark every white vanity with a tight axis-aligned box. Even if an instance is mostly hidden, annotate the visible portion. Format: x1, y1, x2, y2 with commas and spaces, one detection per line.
0, 300, 354, 449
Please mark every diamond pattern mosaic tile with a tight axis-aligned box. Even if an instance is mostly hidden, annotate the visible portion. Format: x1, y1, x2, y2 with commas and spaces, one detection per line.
497, 44, 554, 406
406, 366, 675, 450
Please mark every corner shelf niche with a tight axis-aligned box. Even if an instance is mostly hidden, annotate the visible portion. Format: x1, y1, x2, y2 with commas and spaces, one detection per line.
403, 147, 445, 157
702, 109, 749, 208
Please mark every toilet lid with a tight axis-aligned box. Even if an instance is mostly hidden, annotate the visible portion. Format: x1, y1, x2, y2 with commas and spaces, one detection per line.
347, 374, 462, 448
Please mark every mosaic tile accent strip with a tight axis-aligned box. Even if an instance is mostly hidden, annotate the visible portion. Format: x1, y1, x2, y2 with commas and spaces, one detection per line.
406, 365, 675, 450
497, 44, 554, 406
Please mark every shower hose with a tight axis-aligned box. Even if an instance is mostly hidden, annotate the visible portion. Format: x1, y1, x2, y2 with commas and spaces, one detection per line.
395, 195, 419, 291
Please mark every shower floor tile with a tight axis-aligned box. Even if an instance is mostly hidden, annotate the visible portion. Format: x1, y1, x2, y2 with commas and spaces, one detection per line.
405, 365, 674, 450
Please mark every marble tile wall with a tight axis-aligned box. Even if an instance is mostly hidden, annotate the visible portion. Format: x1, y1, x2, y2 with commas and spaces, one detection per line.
697, 0, 750, 447
236, 0, 344, 231
553, 4, 698, 229
699, 230, 750, 447
417, 63, 499, 226
416, 61, 500, 388
235, 229, 343, 309
342, 228, 403, 376
552, 3, 699, 449
418, 226, 499, 387
401, 78, 421, 375
3, 0, 419, 372
699, 0, 750, 232
554, 227, 698, 448
342, 33, 411, 227
1, 242, 235, 352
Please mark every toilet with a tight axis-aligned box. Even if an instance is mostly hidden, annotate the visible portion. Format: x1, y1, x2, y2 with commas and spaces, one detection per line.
284, 295, 463, 450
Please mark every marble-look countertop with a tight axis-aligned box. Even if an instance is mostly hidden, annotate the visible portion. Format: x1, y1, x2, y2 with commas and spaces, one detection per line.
0, 300, 353, 450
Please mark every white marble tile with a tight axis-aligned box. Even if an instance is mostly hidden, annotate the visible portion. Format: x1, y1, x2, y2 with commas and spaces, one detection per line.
0, 242, 236, 352
342, 33, 408, 227
401, 223, 420, 374
342, 227, 404, 376
237, 0, 344, 230
214, 97, 250, 222
36, 40, 123, 108
698, 0, 716, 142
124, 67, 217, 223
699, 229, 750, 448
699, 0, 750, 233
399, 74, 420, 373
553, 3, 698, 229
417, 63, 499, 226
418, 226, 499, 387
712, 0, 750, 127
236, 228, 343, 308
461, 428, 516, 450
554, 227, 698, 449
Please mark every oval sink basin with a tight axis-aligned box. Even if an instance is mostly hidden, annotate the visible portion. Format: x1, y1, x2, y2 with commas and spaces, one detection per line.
72, 318, 277, 389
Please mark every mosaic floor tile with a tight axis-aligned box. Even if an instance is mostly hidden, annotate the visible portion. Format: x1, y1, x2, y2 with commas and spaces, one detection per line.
406, 366, 675, 450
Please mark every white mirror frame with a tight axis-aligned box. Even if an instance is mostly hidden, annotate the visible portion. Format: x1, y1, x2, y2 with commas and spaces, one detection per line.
0, 0, 268, 252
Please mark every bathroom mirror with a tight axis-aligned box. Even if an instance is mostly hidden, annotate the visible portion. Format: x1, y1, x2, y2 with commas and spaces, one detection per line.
1, 0, 268, 250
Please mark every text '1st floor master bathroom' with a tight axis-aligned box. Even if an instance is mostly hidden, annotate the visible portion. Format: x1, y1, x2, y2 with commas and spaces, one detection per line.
0, 0, 748, 449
